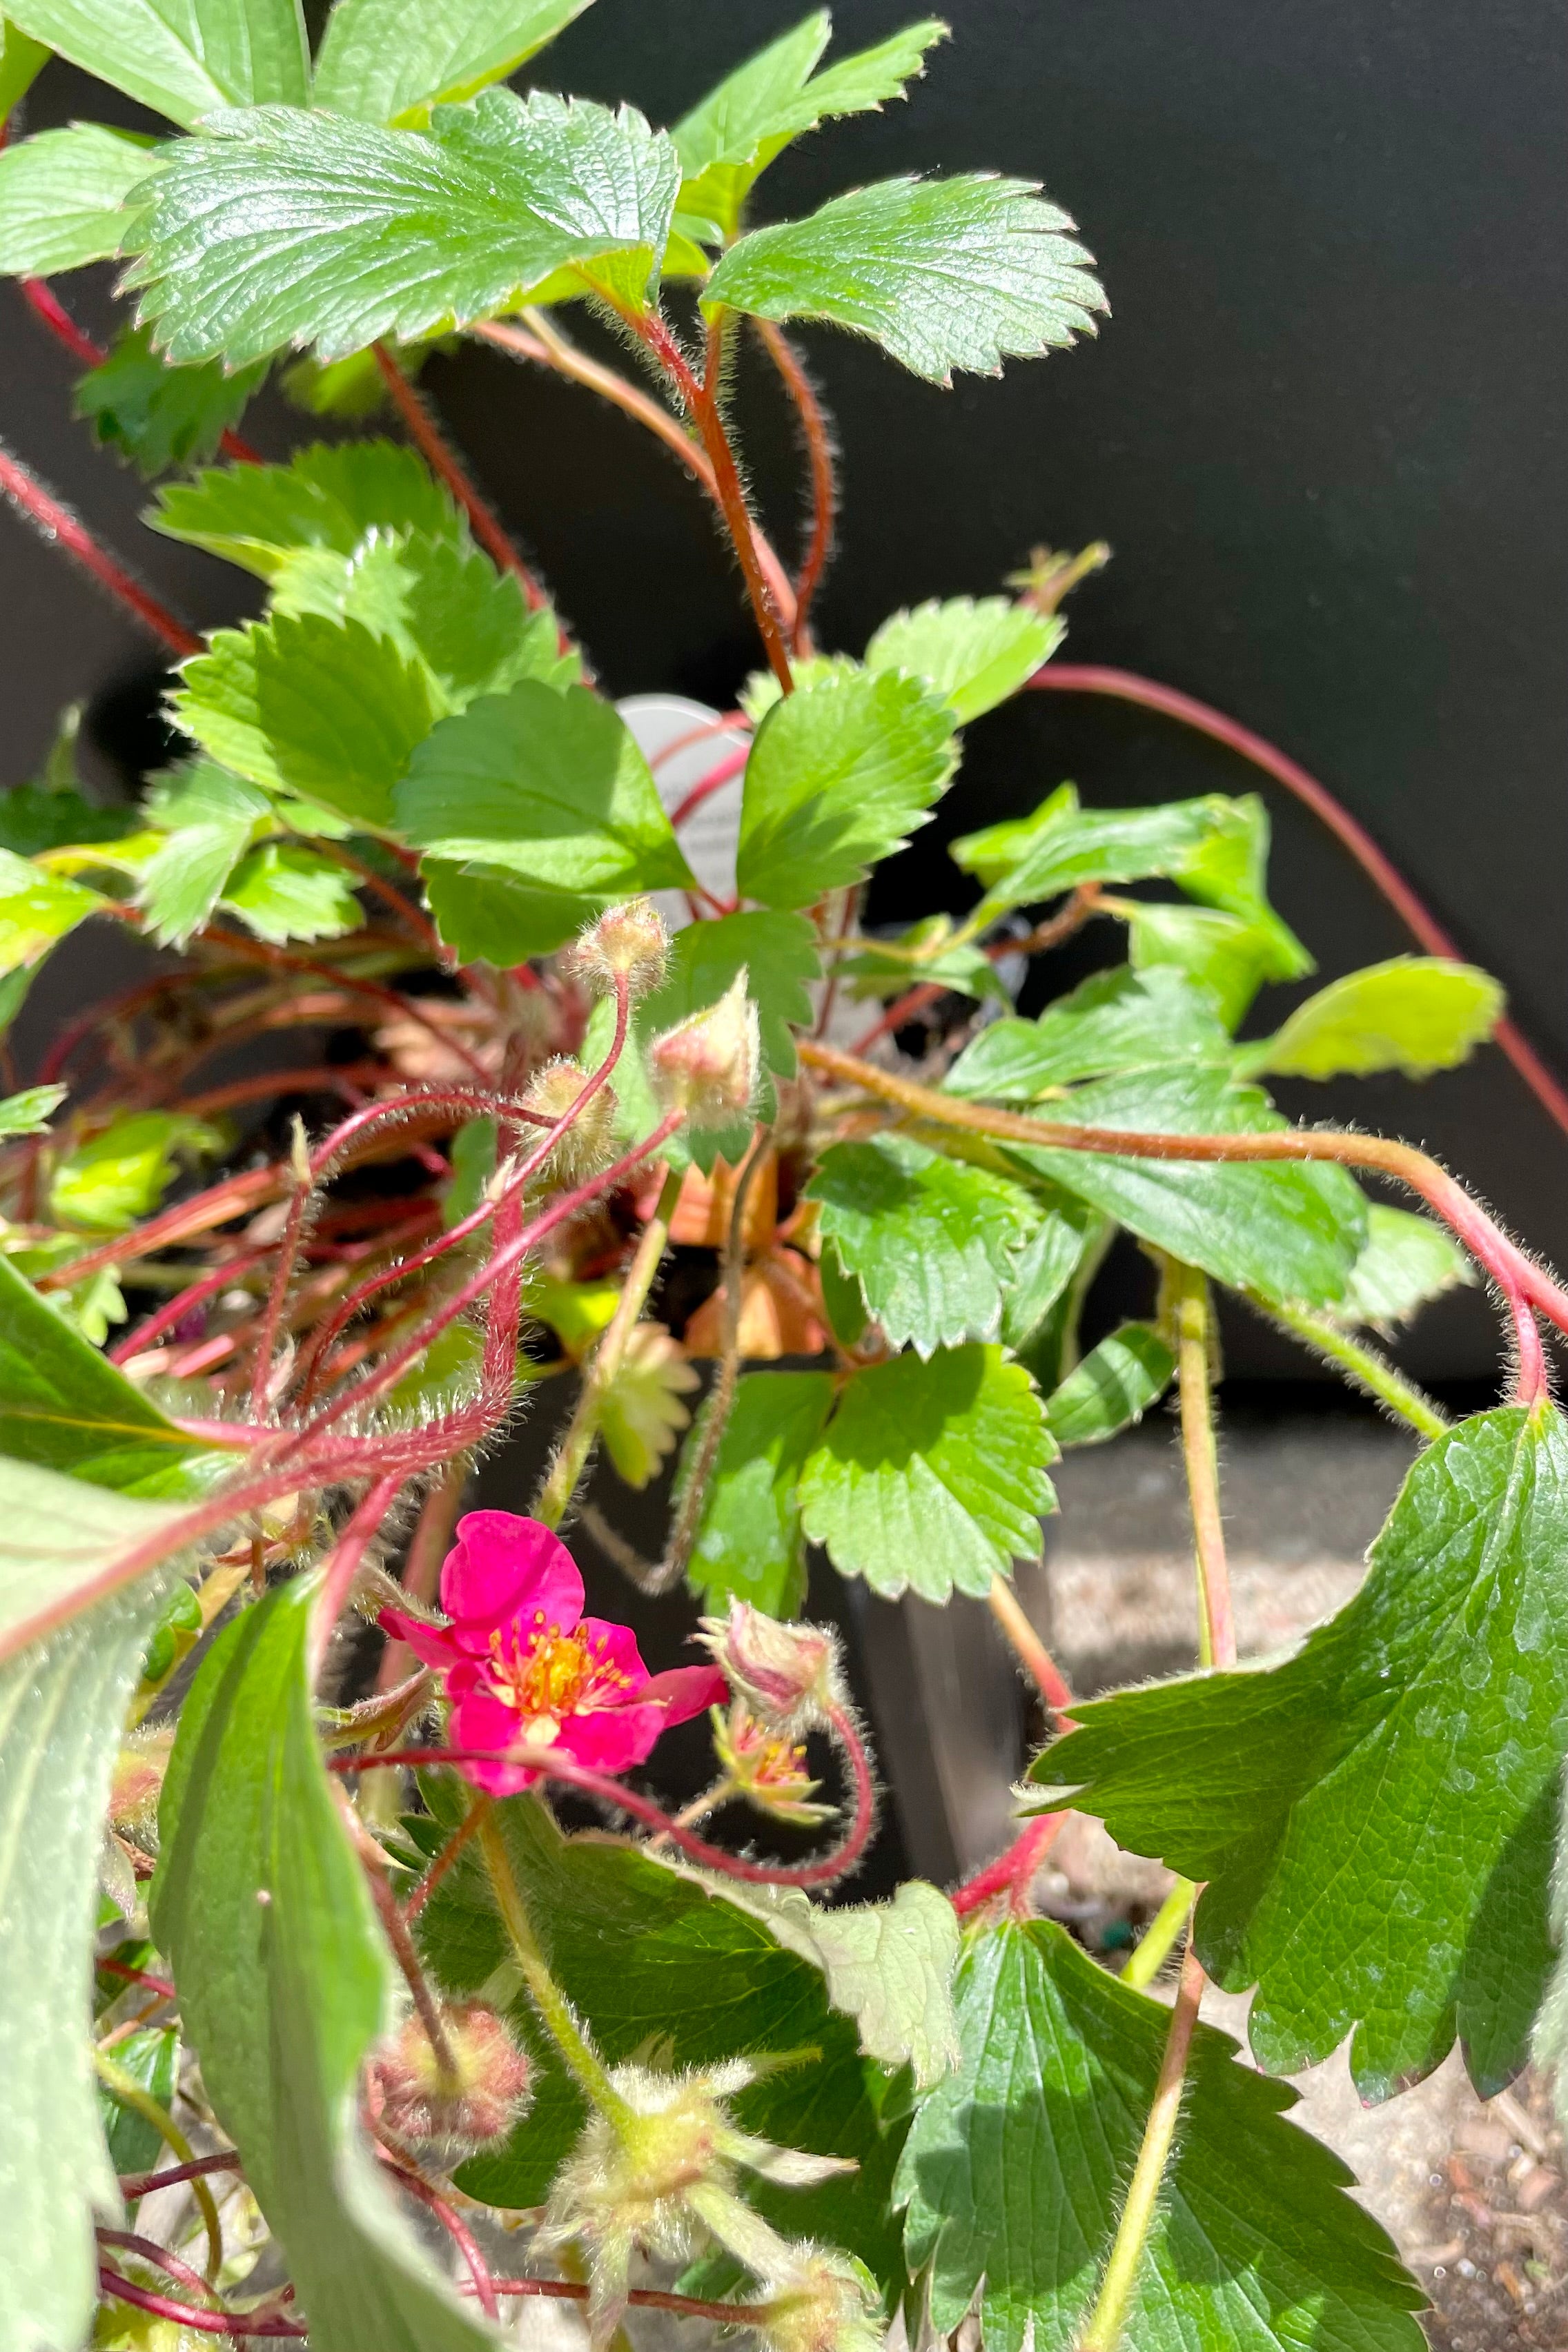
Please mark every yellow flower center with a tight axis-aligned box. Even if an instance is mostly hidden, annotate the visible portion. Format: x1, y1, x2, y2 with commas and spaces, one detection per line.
483, 1615, 632, 1745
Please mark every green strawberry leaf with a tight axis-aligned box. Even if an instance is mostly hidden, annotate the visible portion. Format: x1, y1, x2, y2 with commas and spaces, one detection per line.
0, 124, 162, 274
0, 782, 134, 861
136, 762, 269, 946
219, 841, 362, 943
0, 19, 50, 119
6, 0, 307, 123
705, 172, 1105, 384
1234, 955, 1504, 1081
801, 1342, 1056, 1601
897, 1920, 1424, 2351
0, 846, 105, 972
1033, 1404, 1568, 2100
1124, 899, 1295, 1029
1326, 1204, 1473, 1332
1040, 1320, 1175, 1447
736, 666, 955, 910
127, 90, 680, 365
153, 441, 463, 578
865, 594, 1059, 724
312, 0, 594, 126
679, 1368, 835, 1618
0, 1083, 64, 1138
73, 324, 266, 479
50, 1109, 222, 1235
97, 2026, 180, 2178
946, 967, 1234, 1099
153, 1578, 498, 2352
807, 1130, 1041, 1357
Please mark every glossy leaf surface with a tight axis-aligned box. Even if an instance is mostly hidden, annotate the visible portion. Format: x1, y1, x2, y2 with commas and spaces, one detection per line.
6, 0, 308, 124
0, 124, 160, 274
680, 1368, 834, 1618
865, 594, 1059, 723
313, 0, 594, 124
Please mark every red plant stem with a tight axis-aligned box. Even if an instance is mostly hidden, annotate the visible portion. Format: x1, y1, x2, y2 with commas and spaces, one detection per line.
402, 1801, 485, 1923
248, 1165, 313, 1417
754, 318, 836, 652
1029, 663, 1568, 1146
335, 1699, 876, 1891
203, 932, 495, 1087
307, 837, 445, 957
382, 2161, 498, 2318
472, 2278, 783, 2325
653, 714, 749, 771
19, 277, 263, 463
175, 1064, 388, 1123
97, 2229, 222, 2313
851, 981, 945, 1056
849, 883, 1105, 1055
951, 1814, 1066, 1919
97, 2268, 305, 2339
98, 1956, 177, 2000
305, 1085, 551, 1186
308, 1475, 404, 1682
669, 743, 750, 831
35, 1164, 286, 1291
0, 434, 202, 658
377, 1461, 467, 1692
118, 2152, 242, 2201
372, 341, 549, 611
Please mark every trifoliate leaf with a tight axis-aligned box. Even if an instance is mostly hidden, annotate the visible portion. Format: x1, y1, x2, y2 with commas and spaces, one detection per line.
865, 595, 1059, 725
313, 0, 593, 126
0, 1465, 183, 2352
416, 1790, 909, 2289
1035, 1404, 1568, 2100
0, 1084, 63, 1138
399, 681, 694, 957
1002, 1062, 1367, 1309
1234, 955, 1504, 1081
175, 612, 438, 825
0, 847, 104, 973
6, 0, 308, 124
674, 12, 947, 239
898, 1921, 1425, 2352
801, 1343, 1055, 1601
597, 1321, 699, 1489
0, 123, 161, 274
219, 841, 361, 943
153, 1579, 498, 2352
704, 173, 1106, 384
736, 665, 955, 910
128, 90, 680, 365
0, 19, 50, 120
73, 324, 266, 478
153, 440, 462, 579
1041, 1320, 1174, 1447
1326, 1204, 1473, 1331
50, 1110, 221, 1235
135, 761, 268, 945
680, 1369, 834, 1618
807, 1130, 1041, 1358
947, 966, 1234, 1099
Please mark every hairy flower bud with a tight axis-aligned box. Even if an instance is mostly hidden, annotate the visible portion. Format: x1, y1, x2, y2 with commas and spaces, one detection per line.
712, 1703, 835, 1828
521, 1057, 620, 1184
697, 1603, 846, 1739
755, 2246, 885, 2352
567, 897, 670, 1000
648, 971, 759, 1128
366, 2001, 531, 2153
109, 1727, 174, 1855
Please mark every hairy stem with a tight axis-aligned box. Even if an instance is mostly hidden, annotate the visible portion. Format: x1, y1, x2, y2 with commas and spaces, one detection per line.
1170, 1262, 1234, 1671
1121, 1878, 1197, 1992
950, 1814, 1066, 1919
986, 1575, 1075, 1718
1265, 1302, 1451, 1440
307, 1476, 404, 1684
92, 2048, 224, 2282
376, 1461, 467, 1692
473, 1800, 628, 2117
754, 319, 836, 651
659, 1133, 770, 1587
372, 341, 550, 609
0, 434, 201, 658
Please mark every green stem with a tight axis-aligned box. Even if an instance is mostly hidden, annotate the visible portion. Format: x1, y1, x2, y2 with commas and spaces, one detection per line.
473, 1801, 628, 2120
1170, 1262, 1235, 1672
658, 1132, 769, 1587
93, 2046, 224, 2283
1265, 1303, 1451, 1441
1121, 1879, 1196, 1991
533, 1164, 683, 1529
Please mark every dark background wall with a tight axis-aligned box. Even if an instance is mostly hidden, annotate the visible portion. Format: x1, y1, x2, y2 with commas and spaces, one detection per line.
4, 0, 1566, 1379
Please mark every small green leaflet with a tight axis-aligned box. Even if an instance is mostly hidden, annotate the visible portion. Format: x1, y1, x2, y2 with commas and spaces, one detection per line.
1035, 1404, 1568, 2100
153, 1580, 498, 2352
597, 1323, 697, 1487
1042, 1320, 1174, 1447
1234, 955, 1504, 1081
679, 1369, 834, 1618
1126, 899, 1292, 1029
0, 124, 161, 275
74, 325, 267, 478
0, 1464, 183, 2352
674, 11, 947, 239
6, 0, 308, 126
800, 1342, 1056, 1601
807, 1130, 1041, 1357
98, 2026, 179, 2177
219, 840, 361, 942
415, 1790, 909, 2290
0, 19, 50, 119
400, 681, 694, 958
128, 91, 680, 366
0, 847, 104, 973
0, 1252, 231, 1496
947, 966, 1234, 1099
312, 0, 594, 126
153, 441, 463, 578
1327, 1204, 1473, 1331
865, 595, 1059, 725
897, 1921, 1424, 2352
1002, 1062, 1367, 1309
736, 665, 955, 910
1000, 1188, 1106, 1355
704, 173, 1106, 384
50, 1109, 221, 1235
838, 915, 1008, 1006
0, 783, 133, 861
0, 1084, 63, 1138
175, 612, 437, 825
136, 762, 268, 945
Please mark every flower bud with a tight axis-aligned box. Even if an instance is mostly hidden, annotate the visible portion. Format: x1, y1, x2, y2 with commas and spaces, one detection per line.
521, 1057, 620, 1184
712, 1703, 835, 1828
755, 2247, 885, 2352
567, 898, 669, 1000
648, 971, 759, 1129
109, 1727, 174, 1855
366, 2001, 531, 2153
697, 1603, 845, 1739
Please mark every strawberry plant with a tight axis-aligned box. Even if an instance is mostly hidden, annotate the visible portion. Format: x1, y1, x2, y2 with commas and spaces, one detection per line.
0, 5, 1562, 2348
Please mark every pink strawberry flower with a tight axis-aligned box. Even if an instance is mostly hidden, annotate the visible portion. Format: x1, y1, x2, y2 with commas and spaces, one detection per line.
380, 1511, 726, 1796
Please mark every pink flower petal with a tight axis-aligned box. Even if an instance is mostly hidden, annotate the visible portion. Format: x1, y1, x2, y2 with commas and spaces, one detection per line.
638, 1664, 730, 1725
578, 1616, 651, 1695
560, 1703, 670, 1776
378, 1608, 462, 1672
449, 1689, 542, 1794
441, 1511, 584, 1636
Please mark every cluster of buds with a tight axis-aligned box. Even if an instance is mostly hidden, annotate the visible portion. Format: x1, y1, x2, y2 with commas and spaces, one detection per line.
540, 2059, 852, 2346
698, 1603, 848, 1741
365, 1999, 531, 2155
649, 970, 760, 1129
712, 1702, 835, 1829
567, 897, 670, 1001
520, 1057, 620, 1184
